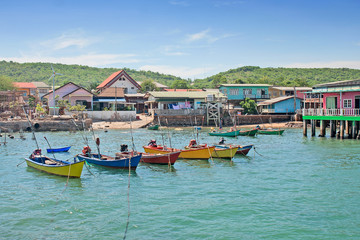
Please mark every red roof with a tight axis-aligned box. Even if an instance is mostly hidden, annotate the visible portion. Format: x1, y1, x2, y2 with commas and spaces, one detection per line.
97, 70, 123, 89
96, 70, 141, 90
13, 82, 37, 89
164, 89, 204, 92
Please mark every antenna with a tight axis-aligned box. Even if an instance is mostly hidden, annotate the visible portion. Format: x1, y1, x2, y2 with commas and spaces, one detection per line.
48, 64, 63, 115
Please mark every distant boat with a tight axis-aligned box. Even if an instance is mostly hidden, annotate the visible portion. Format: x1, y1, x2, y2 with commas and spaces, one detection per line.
208, 129, 240, 137
238, 129, 258, 136
257, 129, 285, 135
25, 149, 84, 178
147, 124, 159, 130
46, 146, 71, 153
141, 151, 181, 165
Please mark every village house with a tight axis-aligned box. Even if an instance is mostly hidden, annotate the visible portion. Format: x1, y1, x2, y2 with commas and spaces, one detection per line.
269, 86, 312, 99
302, 79, 360, 139
94, 70, 141, 112
31, 82, 51, 98
42, 82, 94, 112
219, 84, 270, 106
13, 82, 37, 100
257, 96, 302, 114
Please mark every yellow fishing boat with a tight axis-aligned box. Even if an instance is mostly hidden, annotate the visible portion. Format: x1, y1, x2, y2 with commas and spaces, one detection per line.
144, 139, 215, 159
211, 146, 238, 159
143, 145, 215, 159
25, 154, 84, 178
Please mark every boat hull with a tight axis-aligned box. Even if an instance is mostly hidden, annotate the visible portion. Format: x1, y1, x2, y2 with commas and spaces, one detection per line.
46, 146, 71, 153
147, 125, 159, 130
258, 129, 285, 135
141, 151, 181, 165
238, 129, 258, 136
143, 146, 215, 159
25, 158, 84, 178
77, 153, 141, 169
236, 145, 253, 155
208, 130, 239, 137
211, 146, 238, 159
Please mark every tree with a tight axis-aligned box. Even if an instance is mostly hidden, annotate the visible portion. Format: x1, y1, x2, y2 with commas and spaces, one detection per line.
0, 75, 15, 90
171, 79, 189, 89
141, 80, 158, 92
240, 98, 257, 114
211, 74, 227, 88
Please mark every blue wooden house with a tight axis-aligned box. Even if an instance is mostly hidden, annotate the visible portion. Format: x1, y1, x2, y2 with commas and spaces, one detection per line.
258, 96, 302, 114
219, 84, 270, 105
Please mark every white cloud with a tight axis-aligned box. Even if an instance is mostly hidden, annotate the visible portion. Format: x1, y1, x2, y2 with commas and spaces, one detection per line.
40, 31, 99, 51
139, 65, 213, 79
186, 29, 211, 42
169, 1, 189, 6
1, 53, 140, 67
285, 61, 360, 69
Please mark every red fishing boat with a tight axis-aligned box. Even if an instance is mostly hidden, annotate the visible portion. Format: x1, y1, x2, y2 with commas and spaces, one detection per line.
141, 151, 181, 165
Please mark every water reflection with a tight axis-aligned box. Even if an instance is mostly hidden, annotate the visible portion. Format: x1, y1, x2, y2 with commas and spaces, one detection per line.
180, 159, 211, 168
140, 163, 177, 173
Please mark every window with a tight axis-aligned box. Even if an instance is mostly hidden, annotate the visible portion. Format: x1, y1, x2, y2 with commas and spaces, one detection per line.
343, 99, 352, 108
124, 88, 128, 94
243, 89, 252, 95
229, 89, 239, 95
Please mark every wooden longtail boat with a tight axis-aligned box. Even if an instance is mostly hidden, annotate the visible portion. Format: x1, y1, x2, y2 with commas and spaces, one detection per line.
143, 145, 215, 159
25, 150, 84, 178
141, 151, 181, 165
238, 129, 258, 136
77, 152, 142, 169
257, 129, 285, 135
147, 124, 159, 130
214, 144, 253, 156
208, 130, 240, 137
46, 146, 71, 153
211, 146, 238, 159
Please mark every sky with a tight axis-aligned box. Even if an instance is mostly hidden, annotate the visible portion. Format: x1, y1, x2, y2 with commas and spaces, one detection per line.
1, 0, 360, 79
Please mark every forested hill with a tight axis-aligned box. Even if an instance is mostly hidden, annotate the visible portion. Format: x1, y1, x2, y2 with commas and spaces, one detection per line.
0, 61, 183, 90
2, 61, 360, 90
193, 66, 360, 88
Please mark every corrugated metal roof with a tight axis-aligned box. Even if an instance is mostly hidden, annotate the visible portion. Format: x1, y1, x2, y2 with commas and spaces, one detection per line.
271, 86, 312, 91
31, 81, 50, 88
220, 84, 271, 87
148, 91, 226, 99
13, 82, 37, 89
258, 96, 300, 106
314, 79, 360, 88
97, 87, 125, 97
137, 81, 168, 88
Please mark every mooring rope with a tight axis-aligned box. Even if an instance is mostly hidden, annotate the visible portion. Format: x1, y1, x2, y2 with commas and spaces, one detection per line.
123, 154, 132, 240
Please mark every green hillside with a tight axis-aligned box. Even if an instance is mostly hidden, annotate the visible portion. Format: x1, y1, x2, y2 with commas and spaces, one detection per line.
1, 61, 360, 90
193, 66, 360, 88
0, 61, 183, 90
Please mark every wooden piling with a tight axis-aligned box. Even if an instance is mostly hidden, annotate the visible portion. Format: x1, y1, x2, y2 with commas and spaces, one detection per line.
303, 119, 307, 137
340, 120, 345, 139
319, 120, 326, 137
330, 120, 336, 137
311, 120, 316, 137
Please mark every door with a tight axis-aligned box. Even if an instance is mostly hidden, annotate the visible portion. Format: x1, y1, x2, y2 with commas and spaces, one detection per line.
355, 96, 360, 109
326, 97, 337, 109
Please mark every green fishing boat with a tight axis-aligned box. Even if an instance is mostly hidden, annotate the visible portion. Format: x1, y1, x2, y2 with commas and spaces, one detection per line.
257, 129, 285, 135
208, 129, 240, 137
147, 124, 159, 130
237, 129, 258, 136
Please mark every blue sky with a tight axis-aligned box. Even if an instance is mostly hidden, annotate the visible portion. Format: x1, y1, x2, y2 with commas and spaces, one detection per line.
1, 0, 360, 79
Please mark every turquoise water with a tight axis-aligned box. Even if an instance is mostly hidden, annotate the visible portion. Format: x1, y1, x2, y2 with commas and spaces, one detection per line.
1, 128, 360, 239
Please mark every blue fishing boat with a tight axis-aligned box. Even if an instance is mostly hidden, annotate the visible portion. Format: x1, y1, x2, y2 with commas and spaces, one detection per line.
46, 146, 71, 153
77, 150, 142, 169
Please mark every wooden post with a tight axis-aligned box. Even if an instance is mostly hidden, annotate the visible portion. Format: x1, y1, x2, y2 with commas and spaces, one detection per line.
330, 120, 336, 138
352, 121, 356, 139
311, 120, 316, 137
303, 119, 307, 137
319, 120, 326, 137
340, 120, 344, 139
